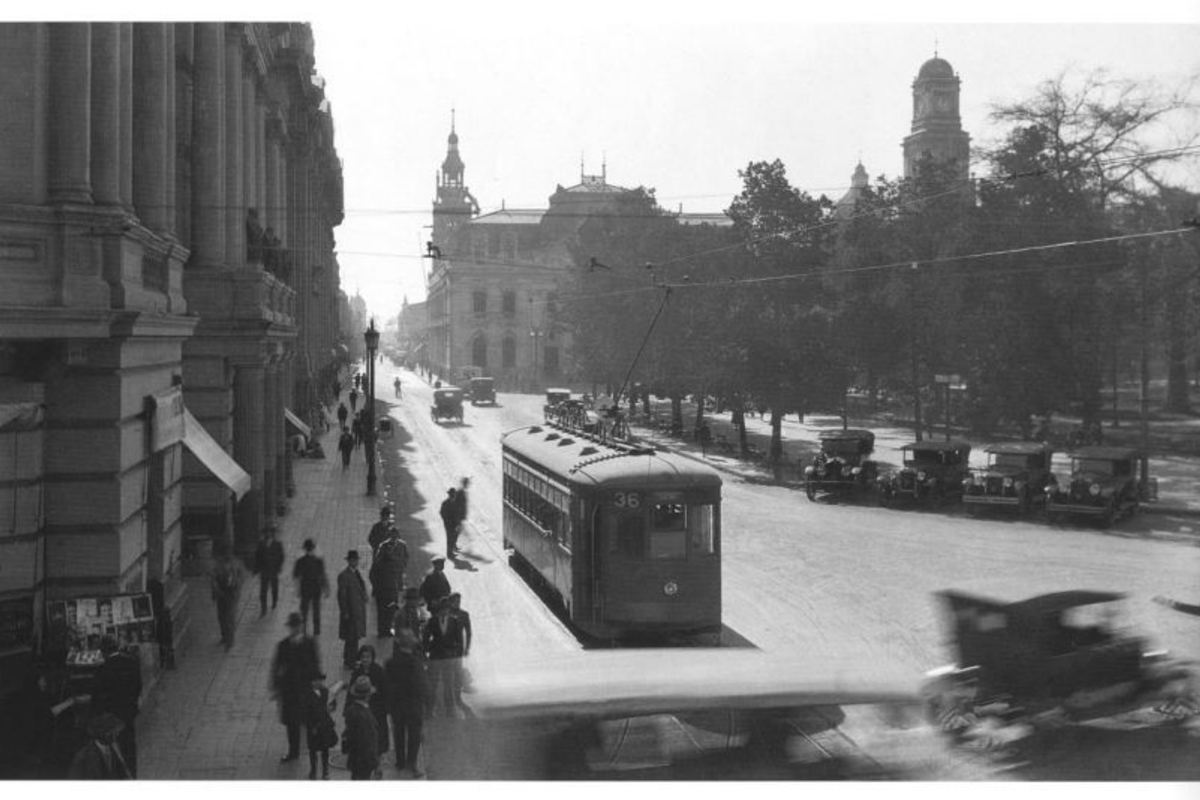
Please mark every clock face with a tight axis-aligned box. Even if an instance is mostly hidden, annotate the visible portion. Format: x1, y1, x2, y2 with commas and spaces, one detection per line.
934, 94, 952, 113
916, 94, 931, 116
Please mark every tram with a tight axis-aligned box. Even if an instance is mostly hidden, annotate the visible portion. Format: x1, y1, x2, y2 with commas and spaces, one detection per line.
501, 420, 723, 640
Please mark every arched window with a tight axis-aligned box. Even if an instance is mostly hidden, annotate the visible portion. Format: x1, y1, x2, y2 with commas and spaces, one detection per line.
502, 336, 516, 368
473, 290, 487, 314
472, 335, 488, 368
502, 290, 516, 315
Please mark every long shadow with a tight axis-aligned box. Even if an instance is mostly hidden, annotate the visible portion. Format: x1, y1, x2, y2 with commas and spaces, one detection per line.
374, 401, 436, 581
1004, 721, 1200, 780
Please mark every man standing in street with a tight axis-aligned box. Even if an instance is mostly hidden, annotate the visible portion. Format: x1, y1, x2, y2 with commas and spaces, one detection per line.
270, 612, 321, 763
367, 506, 397, 556
369, 529, 408, 637
91, 637, 142, 777
293, 539, 330, 636
336, 401, 349, 429
439, 488, 458, 559
384, 629, 430, 777
338, 426, 355, 469
349, 386, 359, 413
343, 676, 380, 780
337, 550, 369, 669
422, 597, 468, 718
253, 527, 285, 616
210, 542, 243, 650
419, 557, 451, 610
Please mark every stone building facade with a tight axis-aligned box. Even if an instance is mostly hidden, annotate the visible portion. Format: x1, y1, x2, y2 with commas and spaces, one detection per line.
902, 54, 971, 181
0, 22, 345, 690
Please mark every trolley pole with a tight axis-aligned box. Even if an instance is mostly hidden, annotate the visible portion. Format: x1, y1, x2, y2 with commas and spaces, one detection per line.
364, 319, 379, 497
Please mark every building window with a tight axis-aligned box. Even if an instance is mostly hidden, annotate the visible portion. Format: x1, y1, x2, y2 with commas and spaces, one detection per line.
502, 290, 516, 315
472, 335, 487, 368
472, 234, 486, 260
501, 231, 517, 261
473, 290, 487, 314
502, 337, 516, 368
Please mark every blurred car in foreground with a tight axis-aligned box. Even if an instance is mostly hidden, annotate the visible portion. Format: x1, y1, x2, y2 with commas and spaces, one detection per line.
424, 648, 984, 780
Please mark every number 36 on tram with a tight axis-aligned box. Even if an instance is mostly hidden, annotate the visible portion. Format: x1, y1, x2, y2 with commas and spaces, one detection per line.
501, 423, 722, 640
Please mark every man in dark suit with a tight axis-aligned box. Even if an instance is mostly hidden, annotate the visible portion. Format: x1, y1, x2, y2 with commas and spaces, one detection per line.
253, 527, 285, 616
419, 557, 451, 610
369, 530, 408, 637
422, 598, 468, 718
270, 612, 321, 762
91, 637, 142, 777
68, 713, 131, 779
293, 539, 329, 636
384, 629, 431, 777
337, 550, 369, 669
343, 676, 379, 780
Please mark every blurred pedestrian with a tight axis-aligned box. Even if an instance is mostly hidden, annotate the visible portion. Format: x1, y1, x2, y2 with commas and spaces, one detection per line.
452, 477, 470, 535
447, 592, 473, 702
304, 672, 337, 780
393, 376, 402, 398
68, 713, 131, 779
350, 645, 390, 758
349, 387, 359, 413
439, 488, 458, 559
293, 539, 330, 636
367, 506, 397, 556
384, 629, 431, 777
91, 637, 142, 777
337, 550, 369, 669
351, 412, 363, 449
419, 557, 451, 610
210, 542, 243, 650
270, 612, 321, 763
422, 598, 468, 717
369, 529, 408, 637
343, 676, 379, 780
336, 401, 348, 429
392, 586, 429, 641
253, 527, 285, 616
338, 426, 354, 469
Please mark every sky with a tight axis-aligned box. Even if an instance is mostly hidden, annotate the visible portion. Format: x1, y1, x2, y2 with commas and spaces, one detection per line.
30, 2, 1200, 324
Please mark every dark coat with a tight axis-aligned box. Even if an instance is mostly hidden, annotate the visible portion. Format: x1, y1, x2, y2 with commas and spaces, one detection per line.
337, 566, 369, 641
293, 553, 329, 599
423, 612, 467, 660
270, 635, 321, 727
351, 660, 390, 754
303, 684, 337, 752
451, 488, 468, 523
67, 740, 131, 780
367, 520, 395, 555
254, 540, 285, 576
383, 650, 430, 718
343, 700, 379, 775
91, 651, 142, 724
439, 496, 457, 529
338, 431, 355, 456
419, 569, 451, 608
369, 538, 408, 601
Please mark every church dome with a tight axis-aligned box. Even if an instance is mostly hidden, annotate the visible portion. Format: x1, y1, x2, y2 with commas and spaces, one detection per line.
448, 130, 459, 146
918, 56, 954, 79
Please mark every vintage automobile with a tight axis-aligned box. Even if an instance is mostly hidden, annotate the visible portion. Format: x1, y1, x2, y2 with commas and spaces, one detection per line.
802, 429, 879, 502
961, 441, 1055, 516
878, 440, 972, 507
423, 648, 978, 780
467, 376, 496, 406
542, 387, 572, 421
1044, 446, 1154, 527
430, 386, 464, 424
922, 589, 1197, 738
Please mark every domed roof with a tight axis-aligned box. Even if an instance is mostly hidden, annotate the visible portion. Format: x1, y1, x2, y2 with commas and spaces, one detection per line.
448, 130, 459, 146
918, 56, 954, 79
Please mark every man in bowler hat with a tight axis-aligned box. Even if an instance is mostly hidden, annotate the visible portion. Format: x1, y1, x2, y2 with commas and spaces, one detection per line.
337, 550, 369, 669
343, 676, 380, 780
270, 612, 321, 762
293, 539, 329, 635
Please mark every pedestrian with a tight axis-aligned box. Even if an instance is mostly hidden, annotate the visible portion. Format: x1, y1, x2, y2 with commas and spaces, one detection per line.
384, 629, 431, 777
351, 412, 363, 449
336, 401, 349, 429
304, 672, 338, 780
349, 387, 359, 413
90, 637, 142, 777
447, 592, 473, 700
354, 373, 362, 392
342, 676, 380, 780
422, 597, 469, 717
393, 376, 402, 398
270, 612, 321, 763
337, 550, 369, 669
367, 506, 397, 557
419, 557, 451, 610
210, 542, 243, 650
338, 426, 354, 469
293, 538, 330, 636
392, 586, 429, 642
439, 488, 459, 559
253, 526, 285, 616
68, 712, 131, 779
369, 529, 409, 637
350, 644, 390, 758
451, 476, 470, 551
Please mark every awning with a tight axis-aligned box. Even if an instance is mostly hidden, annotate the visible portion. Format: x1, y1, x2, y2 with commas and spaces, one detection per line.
284, 407, 311, 438
0, 403, 42, 432
182, 409, 252, 500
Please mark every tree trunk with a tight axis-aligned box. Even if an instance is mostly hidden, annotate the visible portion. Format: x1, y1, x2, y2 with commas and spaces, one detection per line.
1164, 267, 1192, 413
770, 408, 784, 481
693, 392, 706, 437
670, 394, 683, 436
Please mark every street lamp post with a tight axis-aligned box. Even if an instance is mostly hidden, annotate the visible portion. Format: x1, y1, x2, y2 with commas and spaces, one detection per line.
364, 319, 379, 496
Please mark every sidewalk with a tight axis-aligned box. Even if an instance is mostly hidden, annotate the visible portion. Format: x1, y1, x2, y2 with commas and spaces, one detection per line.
136, 396, 401, 780
628, 401, 1200, 519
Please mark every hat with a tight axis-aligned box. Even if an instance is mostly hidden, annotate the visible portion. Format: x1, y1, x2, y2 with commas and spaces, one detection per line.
286, 611, 304, 628
345, 549, 359, 561
379, 506, 392, 517
349, 675, 375, 700
302, 538, 315, 552
87, 712, 125, 739
446, 488, 456, 496
432, 556, 445, 565
403, 587, 421, 601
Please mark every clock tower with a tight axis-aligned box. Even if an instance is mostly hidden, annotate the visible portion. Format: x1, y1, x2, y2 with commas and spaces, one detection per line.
902, 54, 970, 181
432, 110, 479, 252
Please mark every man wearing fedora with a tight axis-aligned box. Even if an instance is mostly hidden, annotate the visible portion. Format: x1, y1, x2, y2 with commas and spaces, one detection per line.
270, 612, 321, 763
293, 539, 330, 636
337, 550, 369, 669
384, 629, 431, 777
343, 675, 380, 780
392, 586, 429, 641
68, 712, 131, 779
367, 505, 397, 557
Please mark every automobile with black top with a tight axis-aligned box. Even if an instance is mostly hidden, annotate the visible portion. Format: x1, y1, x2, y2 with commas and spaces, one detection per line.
802, 429, 879, 502
962, 441, 1055, 516
1044, 446, 1154, 527
878, 440, 972, 508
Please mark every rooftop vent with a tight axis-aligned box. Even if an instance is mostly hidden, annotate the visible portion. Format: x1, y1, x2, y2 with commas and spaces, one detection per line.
557, 438, 575, 446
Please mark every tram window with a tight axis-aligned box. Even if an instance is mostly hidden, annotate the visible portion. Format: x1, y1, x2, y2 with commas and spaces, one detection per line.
614, 516, 645, 558
689, 505, 716, 555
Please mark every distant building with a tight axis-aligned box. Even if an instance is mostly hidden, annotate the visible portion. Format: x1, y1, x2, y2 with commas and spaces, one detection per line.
902, 53, 971, 180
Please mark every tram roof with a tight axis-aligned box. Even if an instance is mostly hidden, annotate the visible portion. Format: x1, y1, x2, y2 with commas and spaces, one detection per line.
502, 424, 721, 490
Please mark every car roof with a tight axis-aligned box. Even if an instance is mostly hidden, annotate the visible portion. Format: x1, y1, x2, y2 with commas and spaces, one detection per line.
1068, 446, 1140, 460
435, 386, 462, 394
902, 440, 970, 452
984, 441, 1053, 455
468, 649, 921, 721
545, 387, 571, 394
470, 376, 493, 383
939, 589, 1126, 617
818, 429, 875, 441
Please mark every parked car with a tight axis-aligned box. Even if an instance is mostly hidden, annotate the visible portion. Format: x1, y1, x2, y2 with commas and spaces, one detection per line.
1044, 446, 1155, 527
878, 441, 972, 508
467, 376, 496, 406
962, 441, 1055, 516
922, 589, 1197, 738
803, 429, 879, 502
424, 648, 975, 780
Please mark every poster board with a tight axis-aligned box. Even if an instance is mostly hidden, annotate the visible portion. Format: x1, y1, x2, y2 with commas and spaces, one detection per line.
45, 592, 156, 658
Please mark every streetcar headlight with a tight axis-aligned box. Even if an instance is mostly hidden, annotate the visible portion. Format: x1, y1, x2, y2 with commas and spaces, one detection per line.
663, 580, 679, 597
1089, 483, 1101, 496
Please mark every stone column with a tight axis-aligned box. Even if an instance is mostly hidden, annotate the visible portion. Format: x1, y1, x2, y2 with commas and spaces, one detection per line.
261, 358, 279, 526
89, 23, 121, 206
264, 119, 282, 235
282, 349, 296, 498
48, 23, 93, 204
118, 24, 133, 209
224, 24, 245, 266
191, 23, 224, 267
132, 23, 170, 232
163, 24, 176, 236
242, 72, 257, 224
232, 362, 265, 557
